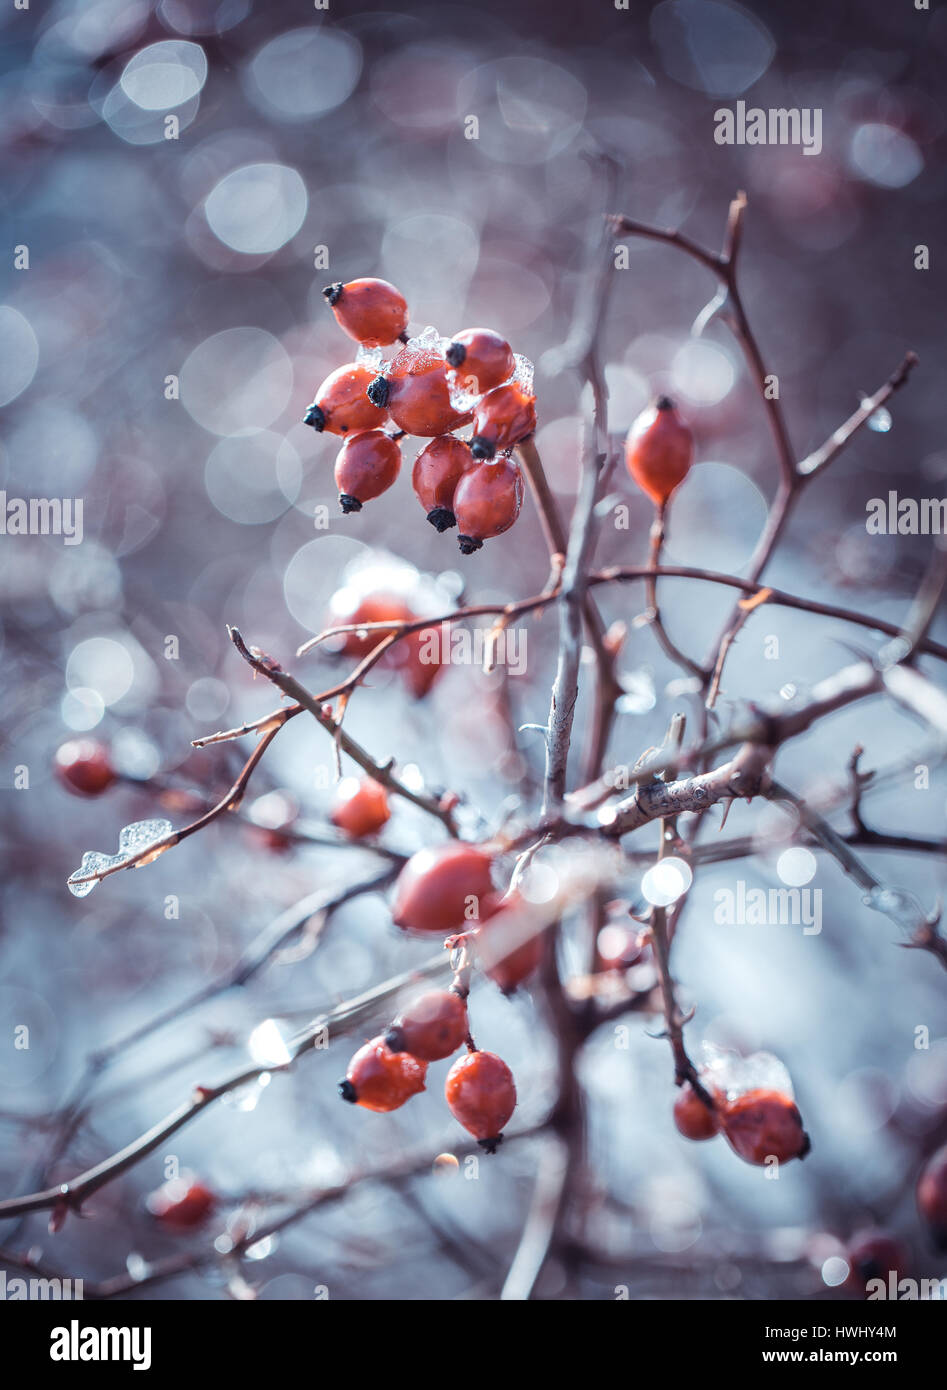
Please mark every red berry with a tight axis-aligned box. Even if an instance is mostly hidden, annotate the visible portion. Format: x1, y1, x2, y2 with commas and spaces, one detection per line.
624, 396, 694, 507
54, 738, 115, 797
323, 278, 408, 348
917, 1143, 947, 1248
445, 1049, 516, 1152
469, 382, 536, 460
399, 625, 445, 699
477, 891, 542, 994
148, 1177, 216, 1230
453, 458, 524, 554
339, 1036, 426, 1112
673, 1082, 720, 1141
333, 429, 401, 513
412, 435, 476, 532
385, 988, 468, 1062
329, 592, 415, 659
304, 363, 388, 436
721, 1088, 810, 1166
330, 776, 390, 838
845, 1231, 911, 1291
445, 328, 515, 396
369, 348, 471, 437
392, 842, 495, 935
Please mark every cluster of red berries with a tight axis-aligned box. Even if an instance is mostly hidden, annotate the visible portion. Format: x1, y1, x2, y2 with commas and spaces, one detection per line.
673, 1078, 810, 1166
303, 277, 536, 553
339, 841, 540, 1150
624, 396, 694, 509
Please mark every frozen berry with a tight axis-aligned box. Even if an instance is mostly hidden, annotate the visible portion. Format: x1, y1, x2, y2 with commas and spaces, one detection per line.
385, 988, 468, 1062
334, 429, 401, 513
392, 842, 495, 935
412, 435, 476, 531
445, 1049, 516, 1152
339, 1036, 426, 1112
624, 397, 694, 507
323, 278, 408, 348
453, 458, 524, 554
721, 1088, 810, 1166
369, 347, 471, 438
445, 328, 515, 396
469, 382, 536, 460
304, 363, 388, 436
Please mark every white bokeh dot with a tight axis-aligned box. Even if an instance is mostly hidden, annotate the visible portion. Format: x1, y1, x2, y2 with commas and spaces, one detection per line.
776, 847, 817, 887
205, 163, 308, 254
641, 857, 693, 906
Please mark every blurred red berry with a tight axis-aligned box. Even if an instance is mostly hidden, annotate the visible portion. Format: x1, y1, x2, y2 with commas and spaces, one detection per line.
323, 278, 408, 348
334, 429, 401, 513
453, 458, 524, 554
392, 842, 495, 934
477, 891, 542, 994
445, 327, 515, 395
385, 988, 468, 1062
304, 363, 388, 436
624, 396, 694, 507
673, 1082, 720, 1141
412, 434, 476, 531
148, 1178, 216, 1230
339, 1036, 426, 1112
469, 381, 536, 460
721, 1088, 810, 1166
845, 1231, 911, 1291
54, 739, 115, 797
917, 1144, 947, 1249
329, 592, 414, 659
330, 776, 390, 838
445, 1049, 516, 1152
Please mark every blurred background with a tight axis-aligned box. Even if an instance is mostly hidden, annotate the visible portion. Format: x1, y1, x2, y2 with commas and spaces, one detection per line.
0, 0, 945, 1299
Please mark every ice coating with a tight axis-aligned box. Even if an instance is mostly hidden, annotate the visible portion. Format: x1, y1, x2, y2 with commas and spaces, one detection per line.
699, 1041, 795, 1101
354, 342, 384, 372
67, 818, 175, 898
447, 349, 535, 414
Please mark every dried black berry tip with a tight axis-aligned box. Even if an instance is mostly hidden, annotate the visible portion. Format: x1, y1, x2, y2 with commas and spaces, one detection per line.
384, 1026, 405, 1054
799, 1130, 811, 1160
303, 403, 326, 431
427, 506, 456, 532
367, 374, 390, 408
478, 1135, 503, 1155
469, 436, 495, 461
458, 535, 483, 555
655, 395, 675, 411
338, 1078, 357, 1103
444, 341, 466, 368
339, 494, 362, 514
322, 282, 343, 306
397, 330, 410, 344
